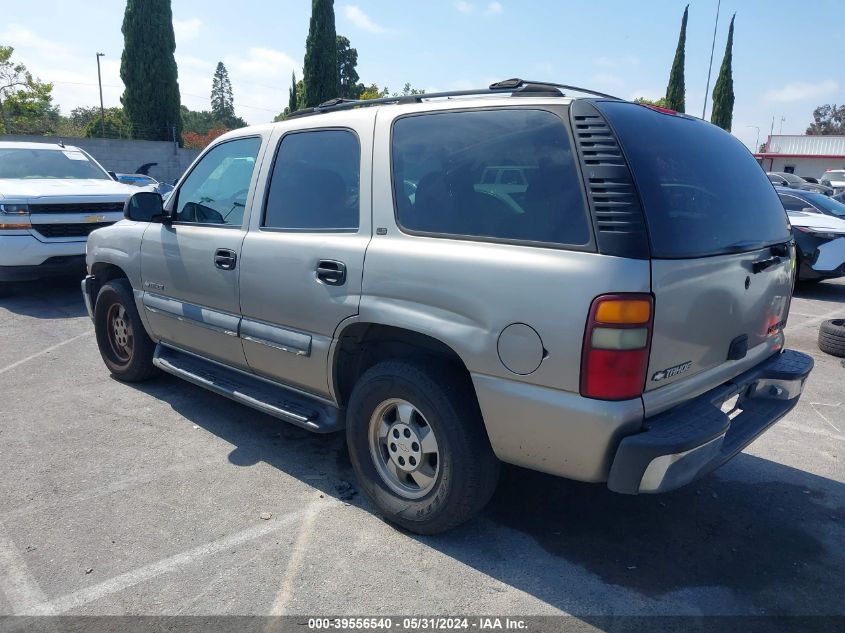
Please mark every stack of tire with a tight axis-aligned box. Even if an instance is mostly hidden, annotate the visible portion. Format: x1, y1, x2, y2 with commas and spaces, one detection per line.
818, 319, 845, 357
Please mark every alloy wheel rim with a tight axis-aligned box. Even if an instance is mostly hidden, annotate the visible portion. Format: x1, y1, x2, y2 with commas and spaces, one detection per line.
106, 303, 133, 363
368, 398, 440, 500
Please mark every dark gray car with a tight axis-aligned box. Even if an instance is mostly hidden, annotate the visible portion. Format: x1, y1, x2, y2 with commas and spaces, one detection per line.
768, 171, 834, 195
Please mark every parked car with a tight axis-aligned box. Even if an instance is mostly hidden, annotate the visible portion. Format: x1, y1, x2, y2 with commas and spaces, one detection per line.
833, 191, 845, 205
0, 142, 135, 288
82, 80, 813, 534
777, 189, 845, 283
767, 171, 833, 195
777, 187, 845, 220
820, 169, 845, 195
114, 173, 175, 196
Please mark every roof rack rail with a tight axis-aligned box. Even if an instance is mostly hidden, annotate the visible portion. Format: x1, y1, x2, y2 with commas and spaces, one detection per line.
287, 78, 621, 119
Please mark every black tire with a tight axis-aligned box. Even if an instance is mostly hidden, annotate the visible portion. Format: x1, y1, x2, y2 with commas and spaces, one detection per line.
94, 279, 158, 381
818, 319, 845, 358
346, 359, 500, 535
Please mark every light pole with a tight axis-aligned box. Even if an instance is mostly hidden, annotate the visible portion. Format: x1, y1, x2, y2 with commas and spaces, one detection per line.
746, 125, 760, 151
96, 52, 105, 138
702, 0, 722, 120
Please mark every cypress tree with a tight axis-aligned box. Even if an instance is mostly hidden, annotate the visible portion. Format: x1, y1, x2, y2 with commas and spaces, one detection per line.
303, 0, 338, 108
665, 4, 688, 113
120, 0, 182, 141
710, 15, 736, 132
288, 71, 298, 114
211, 61, 234, 121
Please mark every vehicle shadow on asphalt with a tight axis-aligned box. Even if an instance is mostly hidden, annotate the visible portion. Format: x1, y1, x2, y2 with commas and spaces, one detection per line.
793, 280, 845, 305
131, 373, 844, 617
0, 277, 88, 319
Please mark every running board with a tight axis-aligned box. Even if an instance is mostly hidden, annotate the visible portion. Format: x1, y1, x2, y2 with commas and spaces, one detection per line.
153, 345, 342, 433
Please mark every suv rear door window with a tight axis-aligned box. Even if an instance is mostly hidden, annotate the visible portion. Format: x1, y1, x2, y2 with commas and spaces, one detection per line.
263, 130, 360, 231
391, 109, 590, 247
598, 101, 791, 258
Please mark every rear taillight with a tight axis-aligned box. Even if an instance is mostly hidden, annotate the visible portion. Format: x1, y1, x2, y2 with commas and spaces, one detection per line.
580, 294, 654, 401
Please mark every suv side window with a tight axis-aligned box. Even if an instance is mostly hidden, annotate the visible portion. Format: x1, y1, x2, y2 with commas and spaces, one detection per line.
174, 137, 262, 227
263, 130, 360, 231
391, 109, 590, 247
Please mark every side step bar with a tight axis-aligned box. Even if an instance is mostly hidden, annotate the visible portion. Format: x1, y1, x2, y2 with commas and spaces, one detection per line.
153, 345, 342, 433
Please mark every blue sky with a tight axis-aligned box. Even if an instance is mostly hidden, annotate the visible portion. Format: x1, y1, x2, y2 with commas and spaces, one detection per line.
3, 0, 843, 150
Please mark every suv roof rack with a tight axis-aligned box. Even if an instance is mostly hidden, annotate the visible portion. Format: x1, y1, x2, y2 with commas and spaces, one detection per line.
287, 78, 621, 119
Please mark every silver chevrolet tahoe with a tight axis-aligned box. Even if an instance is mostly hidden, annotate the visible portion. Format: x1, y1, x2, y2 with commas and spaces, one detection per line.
82, 79, 814, 534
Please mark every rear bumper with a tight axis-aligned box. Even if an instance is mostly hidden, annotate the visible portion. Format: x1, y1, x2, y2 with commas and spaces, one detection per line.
608, 349, 813, 494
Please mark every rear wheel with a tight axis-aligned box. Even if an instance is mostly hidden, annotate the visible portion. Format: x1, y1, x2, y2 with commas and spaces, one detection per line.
94, 279, 157, 381
346, 359, 500, 535
818, 319, 845, 358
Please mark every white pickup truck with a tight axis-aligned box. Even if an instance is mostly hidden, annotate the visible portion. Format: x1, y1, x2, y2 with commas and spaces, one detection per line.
0, 141, 135, 287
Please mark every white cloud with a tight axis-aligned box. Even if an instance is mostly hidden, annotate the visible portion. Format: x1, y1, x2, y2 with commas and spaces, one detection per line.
0, 24, 72, 62
594, 55, 640, 68
591, 73, 624, 88
485, 2, 504, 15
343, 5, 394, 34
230, 47, 298, 80
455, 2, 474, 14
173, 18, 202, 42
764, 80, 839, 103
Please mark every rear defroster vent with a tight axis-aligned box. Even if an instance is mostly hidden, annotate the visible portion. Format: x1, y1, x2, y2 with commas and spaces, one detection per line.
570, 100, 649, 259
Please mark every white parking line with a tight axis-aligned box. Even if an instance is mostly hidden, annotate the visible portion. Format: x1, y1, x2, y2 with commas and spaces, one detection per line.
810, 402, 843, 433
269, 498, 324, 616
0, 331, 92, 377
0, 524, 53, 615
21, 502, 334, 615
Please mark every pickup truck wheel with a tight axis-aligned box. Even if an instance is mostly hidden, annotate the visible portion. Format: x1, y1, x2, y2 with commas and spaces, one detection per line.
818, 319, 845, 357
94, 279, 157, 382
346, 359, 499, 535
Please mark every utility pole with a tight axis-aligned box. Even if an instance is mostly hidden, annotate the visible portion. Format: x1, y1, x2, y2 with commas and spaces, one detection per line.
96, 52, 105, 138
746, 125, 760, 151
779, 117, 786, 134
702, 0, 722, 119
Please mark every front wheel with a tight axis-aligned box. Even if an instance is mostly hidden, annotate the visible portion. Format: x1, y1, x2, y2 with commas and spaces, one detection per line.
94, 279, 157, 382
346, 359, 500, 535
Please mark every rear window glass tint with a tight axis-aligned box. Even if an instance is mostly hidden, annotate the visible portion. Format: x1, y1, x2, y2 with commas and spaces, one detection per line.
598, 101, 791, 258
391, 109, 590, 246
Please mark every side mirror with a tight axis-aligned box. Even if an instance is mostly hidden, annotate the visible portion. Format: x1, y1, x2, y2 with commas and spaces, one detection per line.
124, 191, 168, 223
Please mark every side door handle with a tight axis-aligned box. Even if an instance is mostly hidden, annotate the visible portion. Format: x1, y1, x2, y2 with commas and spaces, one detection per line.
316, 260, 346, 286
214, 248, 237, 270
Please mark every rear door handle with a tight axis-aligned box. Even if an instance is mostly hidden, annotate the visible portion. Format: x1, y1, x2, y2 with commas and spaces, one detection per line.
214, 248, 237, 270
316, 260, 346, 286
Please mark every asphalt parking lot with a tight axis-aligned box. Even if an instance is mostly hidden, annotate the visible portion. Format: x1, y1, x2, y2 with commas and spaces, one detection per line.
0, 278, 842, 619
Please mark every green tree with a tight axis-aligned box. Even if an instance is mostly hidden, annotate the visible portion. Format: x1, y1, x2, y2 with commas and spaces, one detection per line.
336, 35, 362, 99
710, 15, 735, 132
633, 96, 669, 108
120, 0, 182, 141
303, 0, 338, 108
181, 105, 246, 135
806, 104, 845, 135
0, 45, 59, 135
84, 108, 132, 139
210, 61, 234, 121
665, 4, 688, 113
289, 71, 298, 113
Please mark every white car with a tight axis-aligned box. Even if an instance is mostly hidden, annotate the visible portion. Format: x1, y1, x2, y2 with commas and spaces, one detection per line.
0, 142, 135, 287
820, 169, 845, 195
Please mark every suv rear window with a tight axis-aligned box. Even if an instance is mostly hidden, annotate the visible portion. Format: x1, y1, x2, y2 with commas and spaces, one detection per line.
598, 101, 791, 258
391, 109, 591, 247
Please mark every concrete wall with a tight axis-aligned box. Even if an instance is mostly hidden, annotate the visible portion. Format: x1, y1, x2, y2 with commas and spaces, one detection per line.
0, 134, 201, 184
758, 156, 845, 179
